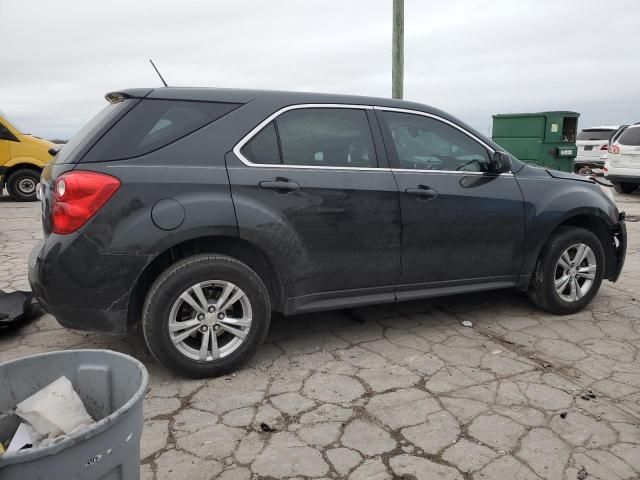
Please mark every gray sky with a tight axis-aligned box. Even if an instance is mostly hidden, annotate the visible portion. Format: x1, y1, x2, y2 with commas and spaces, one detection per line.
1, 0, 639, 139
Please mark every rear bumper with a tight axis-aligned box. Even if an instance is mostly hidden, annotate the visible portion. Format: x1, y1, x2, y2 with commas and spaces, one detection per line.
605, 174, 640, 185
575, 155, 605, 166
28, 236, 151, 334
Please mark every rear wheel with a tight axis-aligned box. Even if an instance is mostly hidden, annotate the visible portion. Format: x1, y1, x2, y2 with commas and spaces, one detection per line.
6, 168, 40, 201
142, 254, 271, 378
612, 182, 636, 194
528, 227, 604, 314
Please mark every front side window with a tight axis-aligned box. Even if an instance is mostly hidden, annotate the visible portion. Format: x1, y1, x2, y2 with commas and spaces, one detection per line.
383, 111, 491, 172
241, 108, 377, 168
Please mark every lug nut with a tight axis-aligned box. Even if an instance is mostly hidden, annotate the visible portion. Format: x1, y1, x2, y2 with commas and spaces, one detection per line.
213, 325, 221, 331
197, 314, 205, 321
217, 313, 225, 320
208, 306, 215, 313
200, 325, 208, 332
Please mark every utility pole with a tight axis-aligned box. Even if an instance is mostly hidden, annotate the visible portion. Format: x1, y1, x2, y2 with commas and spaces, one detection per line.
392, 0, 404, 99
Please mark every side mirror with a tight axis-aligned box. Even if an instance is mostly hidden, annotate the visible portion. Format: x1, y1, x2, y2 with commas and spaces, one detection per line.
491, 151, 512, 173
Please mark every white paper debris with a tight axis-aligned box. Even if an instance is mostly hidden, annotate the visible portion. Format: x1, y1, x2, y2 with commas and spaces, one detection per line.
7, 423, 41, 452
461, 320, 473, 327
492, 350, 503, 355
16, 376, 94, 437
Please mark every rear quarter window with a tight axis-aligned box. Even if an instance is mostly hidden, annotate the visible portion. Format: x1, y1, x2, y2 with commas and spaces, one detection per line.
82, 99, 239, 162
54, 100, 132, 164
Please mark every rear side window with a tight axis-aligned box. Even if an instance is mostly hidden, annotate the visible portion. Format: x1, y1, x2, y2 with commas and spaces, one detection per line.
618, 126, 640, 146
54, 100, 131, 164
241, 108, 377, 168
242, 122, 281, 165
83, 99, 239, 162
577, 129, 616, 141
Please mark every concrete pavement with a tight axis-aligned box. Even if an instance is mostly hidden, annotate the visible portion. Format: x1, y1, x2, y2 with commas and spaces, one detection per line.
1, 191, 639, 480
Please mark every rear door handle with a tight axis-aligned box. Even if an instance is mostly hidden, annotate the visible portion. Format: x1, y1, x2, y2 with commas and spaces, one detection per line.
258, 178, 300, 193
405, 186, 438, 200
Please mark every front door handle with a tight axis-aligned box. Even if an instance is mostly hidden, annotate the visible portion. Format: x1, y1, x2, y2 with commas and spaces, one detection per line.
258, 178, 300, 194
405, 186, 437, 200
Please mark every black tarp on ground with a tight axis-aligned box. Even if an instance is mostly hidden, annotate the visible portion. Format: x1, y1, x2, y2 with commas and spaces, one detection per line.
0, 291, 42, 331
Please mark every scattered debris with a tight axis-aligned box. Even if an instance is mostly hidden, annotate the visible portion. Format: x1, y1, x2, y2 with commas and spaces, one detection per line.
498, 450, 506, 456
577, 465, 588, 480
260, 423, 276, 433
461, 320, 473, 328
580, 389, 597, 401
491, 350, 503, 355
560, 412, 567, 419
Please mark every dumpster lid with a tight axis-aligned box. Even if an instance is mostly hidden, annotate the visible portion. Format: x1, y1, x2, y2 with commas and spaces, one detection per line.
493, 111, 580, 118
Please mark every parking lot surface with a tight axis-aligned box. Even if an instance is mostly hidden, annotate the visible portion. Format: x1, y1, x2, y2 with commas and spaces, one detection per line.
1, 192, 639, 480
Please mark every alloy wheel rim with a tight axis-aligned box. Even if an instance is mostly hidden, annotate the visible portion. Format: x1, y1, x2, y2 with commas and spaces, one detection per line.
18, 177, 37, 195
168, 281, 252, 361
554, 243, 597, 302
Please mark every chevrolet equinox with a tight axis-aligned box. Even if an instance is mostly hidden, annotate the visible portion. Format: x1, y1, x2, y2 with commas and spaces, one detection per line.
29, 88, 627, 377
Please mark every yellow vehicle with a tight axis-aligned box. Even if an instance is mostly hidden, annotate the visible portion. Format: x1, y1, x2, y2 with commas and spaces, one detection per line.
0, 111, 55, 201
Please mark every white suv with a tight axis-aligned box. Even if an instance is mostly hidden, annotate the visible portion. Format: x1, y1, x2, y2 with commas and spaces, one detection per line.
605, 124, 640, 193
576, 126, 619, 171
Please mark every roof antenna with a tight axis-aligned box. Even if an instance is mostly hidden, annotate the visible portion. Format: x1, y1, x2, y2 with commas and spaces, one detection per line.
149, 58, 168, 87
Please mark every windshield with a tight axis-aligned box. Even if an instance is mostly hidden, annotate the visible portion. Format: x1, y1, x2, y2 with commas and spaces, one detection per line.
54, 100, 131, 164
577, 129, 616, 141
0, 110, 26, 133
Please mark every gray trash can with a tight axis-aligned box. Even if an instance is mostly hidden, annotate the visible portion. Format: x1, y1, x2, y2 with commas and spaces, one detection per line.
0, 349, 149, 480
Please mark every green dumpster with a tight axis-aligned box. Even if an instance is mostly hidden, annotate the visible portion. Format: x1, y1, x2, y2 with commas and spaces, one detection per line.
492, 111, 579, 172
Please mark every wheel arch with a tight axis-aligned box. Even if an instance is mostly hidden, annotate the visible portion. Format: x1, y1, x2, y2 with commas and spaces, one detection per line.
4, 162, 42, 179
128, 235, 286, 327
525, 212, 618, 286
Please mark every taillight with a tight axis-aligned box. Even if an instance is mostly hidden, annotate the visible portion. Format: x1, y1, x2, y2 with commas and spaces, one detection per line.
609, 144, 620, 154
600, 144, 608, 150
51, 171, 120, 234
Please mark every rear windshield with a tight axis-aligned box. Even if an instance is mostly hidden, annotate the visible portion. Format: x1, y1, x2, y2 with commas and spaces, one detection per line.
618, 126, 640, 146
54, 100, 131, 164
576, 129, 616, 141
82, 99, 239, 162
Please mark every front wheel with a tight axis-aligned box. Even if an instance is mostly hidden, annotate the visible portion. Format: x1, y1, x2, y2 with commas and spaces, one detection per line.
142, 254, 271, 378
6, 168, 41, 201
528, 227, 604, 314
613, 182, 636, 194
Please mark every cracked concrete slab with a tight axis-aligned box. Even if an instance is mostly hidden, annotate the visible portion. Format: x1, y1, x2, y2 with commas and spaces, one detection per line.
1, 190, 639, 479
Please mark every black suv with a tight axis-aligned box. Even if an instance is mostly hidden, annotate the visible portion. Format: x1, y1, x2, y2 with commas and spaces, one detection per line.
29, 88, 627, 377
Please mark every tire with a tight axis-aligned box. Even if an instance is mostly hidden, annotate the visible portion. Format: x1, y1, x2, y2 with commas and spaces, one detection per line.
6, 168, 41, 201
528, 226, 604, 315
612, 182, 636, 194
142, 254, 271, 378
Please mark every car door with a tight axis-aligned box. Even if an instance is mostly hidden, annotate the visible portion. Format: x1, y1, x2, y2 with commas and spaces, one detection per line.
226, 105, 401, 310
375, 107, 525, 298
